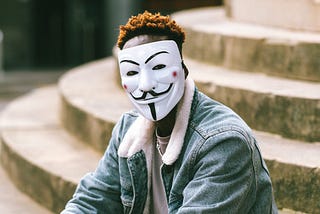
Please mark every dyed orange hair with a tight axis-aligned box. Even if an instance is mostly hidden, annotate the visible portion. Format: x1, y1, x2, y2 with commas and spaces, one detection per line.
117, 11, 185, 50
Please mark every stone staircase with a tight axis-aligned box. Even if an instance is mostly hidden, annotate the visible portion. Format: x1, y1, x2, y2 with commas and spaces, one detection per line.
1, 4, 320, 214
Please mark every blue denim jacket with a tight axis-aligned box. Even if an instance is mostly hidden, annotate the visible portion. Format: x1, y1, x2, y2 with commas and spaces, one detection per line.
62, 82, 277, 214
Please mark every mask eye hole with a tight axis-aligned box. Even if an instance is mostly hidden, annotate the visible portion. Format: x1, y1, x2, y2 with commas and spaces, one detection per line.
152, 64, 166, 70
127, 71, 138, 76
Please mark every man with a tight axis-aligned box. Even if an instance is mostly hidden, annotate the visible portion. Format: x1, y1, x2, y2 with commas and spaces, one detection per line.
62, 11, 278, 213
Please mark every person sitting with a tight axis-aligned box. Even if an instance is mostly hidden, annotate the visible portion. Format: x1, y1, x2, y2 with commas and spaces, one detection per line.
61, 11, 278, 214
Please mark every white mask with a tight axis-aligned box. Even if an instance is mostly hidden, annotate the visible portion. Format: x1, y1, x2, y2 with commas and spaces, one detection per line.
118, 40, 185, 121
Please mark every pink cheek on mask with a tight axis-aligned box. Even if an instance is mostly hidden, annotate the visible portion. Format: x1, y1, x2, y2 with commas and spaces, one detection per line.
123, 84, 127, 90
172, 71, 177, 77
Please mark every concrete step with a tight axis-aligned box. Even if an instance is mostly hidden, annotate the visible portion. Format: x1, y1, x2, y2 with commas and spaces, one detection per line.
59, 58, 131, 153
0, 165, 53, 214
0, 86, 101, 213
58, 57, 320, 213
0, 70, 65, 104
225, 0, 320, 32
0, 70, 65, 93
186, 57, 320, 142
256, 131, 320, 213
172, 7, 320, 82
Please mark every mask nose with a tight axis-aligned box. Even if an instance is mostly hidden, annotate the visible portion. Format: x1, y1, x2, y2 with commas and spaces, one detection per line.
139, 69, 156, 92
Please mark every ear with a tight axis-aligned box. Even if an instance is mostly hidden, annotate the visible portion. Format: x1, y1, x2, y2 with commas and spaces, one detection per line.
181, 60, 189, 79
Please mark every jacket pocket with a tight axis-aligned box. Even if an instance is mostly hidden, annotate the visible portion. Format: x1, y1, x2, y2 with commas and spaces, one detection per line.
121, 198, 132, 214
123, 204, 132, 214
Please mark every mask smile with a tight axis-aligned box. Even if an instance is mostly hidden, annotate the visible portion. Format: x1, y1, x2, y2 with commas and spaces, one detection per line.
130, 83, 173, 103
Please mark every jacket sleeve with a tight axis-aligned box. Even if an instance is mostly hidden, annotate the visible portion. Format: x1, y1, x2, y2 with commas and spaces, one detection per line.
61, 120, 124, 214
177, 131, 264, 214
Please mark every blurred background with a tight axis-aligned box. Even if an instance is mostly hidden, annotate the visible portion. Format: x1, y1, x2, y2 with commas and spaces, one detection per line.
0, 0, 222, 71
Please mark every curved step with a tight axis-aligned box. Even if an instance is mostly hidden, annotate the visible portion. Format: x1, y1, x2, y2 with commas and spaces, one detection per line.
57, 57, 320, 213
185, 57, 320, 142
58, 58, 131, 153
225, 0, 320, 32
0, 165, 53, 213
172, 7, 320, 82
0, 86, 101, 213
61, 57, 320, 142
256, 131, 320, 213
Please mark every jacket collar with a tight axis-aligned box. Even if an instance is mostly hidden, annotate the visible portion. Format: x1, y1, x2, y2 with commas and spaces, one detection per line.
118, 77, 195, 165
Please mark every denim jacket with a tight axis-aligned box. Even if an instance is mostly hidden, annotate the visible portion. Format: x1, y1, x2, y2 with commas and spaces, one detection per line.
62, 78, 277, 214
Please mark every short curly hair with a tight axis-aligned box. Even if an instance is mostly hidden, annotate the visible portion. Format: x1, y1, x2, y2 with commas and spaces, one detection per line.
117, 11, 185, 50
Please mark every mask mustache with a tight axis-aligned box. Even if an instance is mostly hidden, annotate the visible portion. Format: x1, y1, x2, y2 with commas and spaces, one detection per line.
130, 83, 173, 100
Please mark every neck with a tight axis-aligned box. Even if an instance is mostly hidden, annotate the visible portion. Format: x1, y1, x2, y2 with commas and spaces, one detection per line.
155, 106, 177, 137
